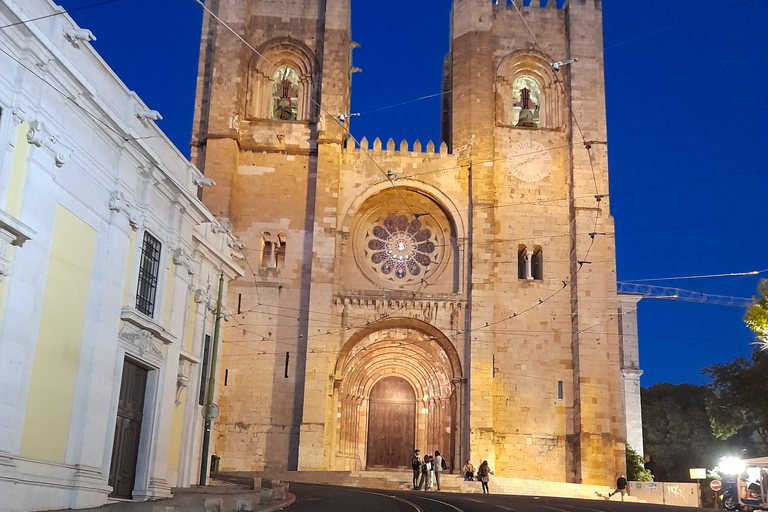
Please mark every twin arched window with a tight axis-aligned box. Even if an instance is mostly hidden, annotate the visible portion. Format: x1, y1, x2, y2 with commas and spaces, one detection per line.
261, 232, 287, 270
518, 245, 543, 281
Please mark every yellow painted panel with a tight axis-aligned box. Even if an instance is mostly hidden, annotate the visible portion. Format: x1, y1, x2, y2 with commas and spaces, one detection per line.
5, 123, 30, 216
167, 388, 186, 472
185, 294, 196, 353
122, 231, 136, 308
20, 205, 97, 463
162, 253, 174, 330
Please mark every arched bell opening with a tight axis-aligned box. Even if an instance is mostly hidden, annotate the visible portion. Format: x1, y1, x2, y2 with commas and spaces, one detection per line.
332, 322, 460, 471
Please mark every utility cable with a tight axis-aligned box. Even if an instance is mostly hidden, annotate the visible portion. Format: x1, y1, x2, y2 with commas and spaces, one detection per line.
0, 0, 125, 30
189, 0, 421, 218
624, 270, 768, 283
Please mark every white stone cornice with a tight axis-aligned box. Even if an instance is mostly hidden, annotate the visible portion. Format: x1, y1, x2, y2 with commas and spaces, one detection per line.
120, 306, 177, 345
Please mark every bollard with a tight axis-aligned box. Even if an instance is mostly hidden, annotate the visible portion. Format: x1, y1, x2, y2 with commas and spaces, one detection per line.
259, 488, 273, 505
204, 497, 222, 512
235, 497, 252, 511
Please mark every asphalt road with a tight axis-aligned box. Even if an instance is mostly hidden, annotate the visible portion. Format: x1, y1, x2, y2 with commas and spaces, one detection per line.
286, 482, 704, 512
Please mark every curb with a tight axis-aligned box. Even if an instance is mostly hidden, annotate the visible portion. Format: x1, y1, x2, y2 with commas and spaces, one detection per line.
259, 493, 296, 512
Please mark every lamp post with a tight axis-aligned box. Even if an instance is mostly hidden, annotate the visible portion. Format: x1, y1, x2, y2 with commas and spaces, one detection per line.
199, 271, 224, 485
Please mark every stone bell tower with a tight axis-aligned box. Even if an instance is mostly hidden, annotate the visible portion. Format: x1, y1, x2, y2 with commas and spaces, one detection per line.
443, 0, 624, 485
191, 0, 353, 470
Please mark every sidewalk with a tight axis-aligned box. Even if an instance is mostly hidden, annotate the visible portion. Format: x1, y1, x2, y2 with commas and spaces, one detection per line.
47, 479, 295, 512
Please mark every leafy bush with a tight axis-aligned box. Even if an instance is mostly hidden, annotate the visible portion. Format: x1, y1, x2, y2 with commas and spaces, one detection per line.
626, 444, 653, 482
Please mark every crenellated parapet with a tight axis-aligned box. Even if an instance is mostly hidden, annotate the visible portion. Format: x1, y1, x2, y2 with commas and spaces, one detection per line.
345, 136, 451, 156
340, 136, 459, 183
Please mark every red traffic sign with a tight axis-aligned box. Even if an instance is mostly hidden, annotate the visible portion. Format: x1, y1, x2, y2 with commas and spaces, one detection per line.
710, 480, 722, 492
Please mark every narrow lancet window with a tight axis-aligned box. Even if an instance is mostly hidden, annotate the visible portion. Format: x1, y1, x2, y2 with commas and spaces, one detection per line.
272, 66, 299, 121
512, 75, 541, 128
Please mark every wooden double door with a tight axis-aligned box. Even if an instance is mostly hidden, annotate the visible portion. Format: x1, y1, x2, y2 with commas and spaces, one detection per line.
366, 377, 416, 469
108, 359, 148, 499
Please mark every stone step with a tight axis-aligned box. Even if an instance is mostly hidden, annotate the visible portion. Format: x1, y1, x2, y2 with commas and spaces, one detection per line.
223, 471, 645, 503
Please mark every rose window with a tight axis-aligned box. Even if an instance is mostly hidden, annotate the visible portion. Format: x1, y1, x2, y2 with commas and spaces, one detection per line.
366, 215, 436, 280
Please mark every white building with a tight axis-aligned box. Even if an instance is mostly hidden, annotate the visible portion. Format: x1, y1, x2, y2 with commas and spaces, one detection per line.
618, 293, 644, 456
0, 0, 243, 510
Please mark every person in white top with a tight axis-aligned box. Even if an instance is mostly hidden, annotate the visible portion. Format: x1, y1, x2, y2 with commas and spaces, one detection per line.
433, 451, 444, 491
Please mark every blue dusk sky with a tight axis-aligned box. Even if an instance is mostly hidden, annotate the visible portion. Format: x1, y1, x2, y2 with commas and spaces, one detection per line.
52, 0, 768, 386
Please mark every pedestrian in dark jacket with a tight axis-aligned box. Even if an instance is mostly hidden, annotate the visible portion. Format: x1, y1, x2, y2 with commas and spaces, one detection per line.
608, 474, 628, 500
411, 450, 422, 490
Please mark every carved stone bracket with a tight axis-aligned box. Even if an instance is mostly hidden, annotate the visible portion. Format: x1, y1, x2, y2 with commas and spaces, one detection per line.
172, 247, 195, 275
11, 107, 27, 126
176, 358, 192, 406
226, 238, 245, 261
0, 209, 36, 282
108, 191, 145, 231
26, 120, 73, 167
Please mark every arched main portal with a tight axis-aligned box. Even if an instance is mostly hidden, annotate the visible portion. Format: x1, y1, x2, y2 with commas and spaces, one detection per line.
333, 320, 460, 471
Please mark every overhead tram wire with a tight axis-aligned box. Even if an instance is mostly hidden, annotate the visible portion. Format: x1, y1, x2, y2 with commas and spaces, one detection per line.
0, 0, 126, 30
384, 100, 768, 183
603, 0, 764, 51
624, 269, 768, 283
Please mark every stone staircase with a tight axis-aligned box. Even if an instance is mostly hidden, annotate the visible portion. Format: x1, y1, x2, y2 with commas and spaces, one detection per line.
215, 470, 644, 503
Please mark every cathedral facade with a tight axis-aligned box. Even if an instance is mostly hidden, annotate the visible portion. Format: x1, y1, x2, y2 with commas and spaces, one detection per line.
192, 0, 626, 485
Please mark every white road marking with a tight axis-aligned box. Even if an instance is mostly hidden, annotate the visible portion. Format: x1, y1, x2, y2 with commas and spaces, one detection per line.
349, 489, 424, 512
415, 494, 466, 512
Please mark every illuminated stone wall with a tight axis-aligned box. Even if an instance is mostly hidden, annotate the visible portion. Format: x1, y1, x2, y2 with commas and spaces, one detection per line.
193, 0, 627, 486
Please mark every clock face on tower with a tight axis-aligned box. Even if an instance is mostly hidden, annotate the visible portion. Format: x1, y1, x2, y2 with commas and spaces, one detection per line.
506, 139, 552, 183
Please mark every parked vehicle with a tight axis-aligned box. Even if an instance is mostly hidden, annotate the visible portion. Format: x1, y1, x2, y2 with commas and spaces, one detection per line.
720, 457, 768, 512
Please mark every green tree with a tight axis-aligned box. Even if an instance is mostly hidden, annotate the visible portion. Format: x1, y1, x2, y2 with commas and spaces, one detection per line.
626, 444, 653, 481
744, 285, 768, 349
642, 383, 753, 482
703, 347, 768, 452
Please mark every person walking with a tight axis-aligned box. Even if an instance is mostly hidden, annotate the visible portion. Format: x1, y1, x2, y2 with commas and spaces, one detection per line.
477, 460, 493, 494
411, 450, 422, 490
463, 460, 475, 481
433, 451, 444, 491
607, 474, 628, 500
